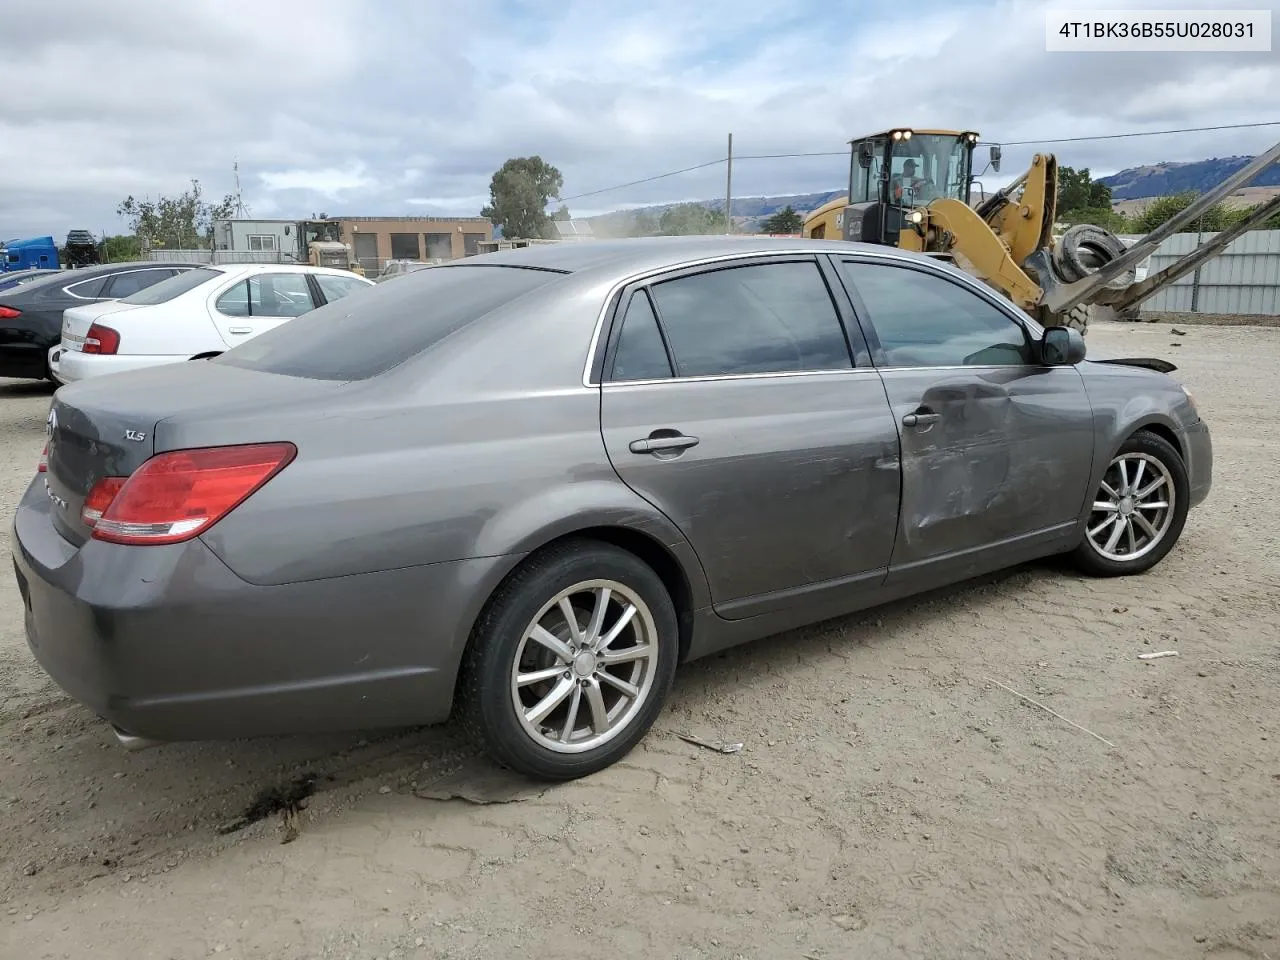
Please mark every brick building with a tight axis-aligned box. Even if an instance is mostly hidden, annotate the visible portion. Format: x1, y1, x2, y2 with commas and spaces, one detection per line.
336, 216, 493, 273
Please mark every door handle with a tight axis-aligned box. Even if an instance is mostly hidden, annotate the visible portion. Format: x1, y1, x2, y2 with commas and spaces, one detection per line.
902, 411, 942, 428
629, 433, 699, 455
228, 326, 253, 335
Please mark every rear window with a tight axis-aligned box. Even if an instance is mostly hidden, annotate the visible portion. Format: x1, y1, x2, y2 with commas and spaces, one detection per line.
118, 267, 220, 305
213, 265, 562, 380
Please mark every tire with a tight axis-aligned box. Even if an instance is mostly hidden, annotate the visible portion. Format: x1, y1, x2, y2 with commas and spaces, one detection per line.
458, 539, 679, 781
1052, 224, 1135, 290
1071, 430, 1190, 577
1055, 303, 1091, 334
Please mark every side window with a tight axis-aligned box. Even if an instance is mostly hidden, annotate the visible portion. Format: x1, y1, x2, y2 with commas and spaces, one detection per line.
314, 274, 370, 304
65, 276, 107, 299
647, 260, 851, 377
217, 274, 316, 318
609, 291, 672, 381
842, 261, 1034, 367
102, 269, 172, 299
216, 280, 250, 317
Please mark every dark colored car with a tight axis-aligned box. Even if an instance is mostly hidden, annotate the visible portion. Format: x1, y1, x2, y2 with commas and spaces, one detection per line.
64, 230, 101, 268
12, 236, 1212, 781
0, 261, 195, 380
0, 268, 59, 294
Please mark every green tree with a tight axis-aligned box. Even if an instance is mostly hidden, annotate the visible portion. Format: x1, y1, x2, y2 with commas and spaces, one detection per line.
102, 235, 143, 262
1056, 206, 1130, 233
480, 156, 564, 240
759, 205, 803, 234
117, 179, 234, 249
1131, 191, 1235, 233
1057, 165, 1112, 214
626, 211, 659, 237
552, 205, 571, 221
658, 203, 722, 236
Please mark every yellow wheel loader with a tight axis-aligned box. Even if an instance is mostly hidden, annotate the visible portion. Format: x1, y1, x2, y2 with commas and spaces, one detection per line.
802, 127, 1280, 333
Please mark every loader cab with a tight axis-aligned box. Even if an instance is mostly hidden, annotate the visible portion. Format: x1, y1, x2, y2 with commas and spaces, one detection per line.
842, 128, 979, 245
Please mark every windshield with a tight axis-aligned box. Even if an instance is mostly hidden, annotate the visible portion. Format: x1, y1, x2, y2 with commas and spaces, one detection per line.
119, 267, 221, 305
887, 134, 970, 206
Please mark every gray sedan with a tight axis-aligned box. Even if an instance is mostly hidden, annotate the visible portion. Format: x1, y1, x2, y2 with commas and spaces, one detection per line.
12, 236, 1212, 781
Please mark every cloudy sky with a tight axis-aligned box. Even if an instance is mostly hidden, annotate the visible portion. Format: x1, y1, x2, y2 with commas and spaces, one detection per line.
2, 0, 1278, 239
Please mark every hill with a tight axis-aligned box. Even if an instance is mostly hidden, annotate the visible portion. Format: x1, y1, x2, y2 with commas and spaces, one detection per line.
587, 190, 843, 235
1100, 155, 1280, 200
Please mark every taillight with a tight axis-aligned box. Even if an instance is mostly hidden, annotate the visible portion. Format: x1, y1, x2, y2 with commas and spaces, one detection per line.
88, 442, 296, 545
83, 323, 120, 355
81, 476, 125, 526
0, 306, 21, 320
37, 443, 48, 473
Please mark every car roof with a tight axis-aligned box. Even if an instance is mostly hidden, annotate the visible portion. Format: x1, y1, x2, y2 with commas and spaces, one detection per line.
445, 235, 917, 282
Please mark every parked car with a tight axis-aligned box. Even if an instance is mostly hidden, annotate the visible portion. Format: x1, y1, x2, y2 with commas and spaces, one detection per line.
0, 261, 197, 381
0, 268, 60, 294
13, 236, 1211, 781
375, 259, 436, 283
53, 264, 374, 386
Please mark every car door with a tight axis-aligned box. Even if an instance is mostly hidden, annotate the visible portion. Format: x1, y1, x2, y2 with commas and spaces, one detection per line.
835, 255, 1095, 584
209, 271, 321, 346
598, 255, 902, 620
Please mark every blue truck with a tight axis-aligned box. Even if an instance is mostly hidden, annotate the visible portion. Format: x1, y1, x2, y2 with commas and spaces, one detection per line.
1, 236, 59, 272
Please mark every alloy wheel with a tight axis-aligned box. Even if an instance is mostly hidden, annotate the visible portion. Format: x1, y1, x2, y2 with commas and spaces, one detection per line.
510, 579, 659, 754
1086, 452, 1177, 563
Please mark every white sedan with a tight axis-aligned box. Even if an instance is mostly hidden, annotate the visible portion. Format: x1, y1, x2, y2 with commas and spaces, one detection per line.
54, 263, 373, 385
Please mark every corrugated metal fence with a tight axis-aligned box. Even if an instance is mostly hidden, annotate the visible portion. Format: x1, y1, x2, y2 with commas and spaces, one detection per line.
1122, 229, 1280, 316
146, 249, 301, 265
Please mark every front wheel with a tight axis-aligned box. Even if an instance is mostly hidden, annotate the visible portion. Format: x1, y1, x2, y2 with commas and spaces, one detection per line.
458, 540, 679, 781
1071, 430, 1190, 577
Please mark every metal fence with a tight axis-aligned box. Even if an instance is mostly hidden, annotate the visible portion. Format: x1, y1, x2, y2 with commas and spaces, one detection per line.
1121, 229, 1280, 316
146, 249, 303, 265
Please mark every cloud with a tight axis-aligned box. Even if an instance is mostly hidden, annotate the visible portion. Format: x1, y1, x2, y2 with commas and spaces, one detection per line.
2, 0, 1279, 240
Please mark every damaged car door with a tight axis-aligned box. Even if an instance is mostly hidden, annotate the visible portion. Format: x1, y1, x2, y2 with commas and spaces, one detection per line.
837, 256, 1094, 586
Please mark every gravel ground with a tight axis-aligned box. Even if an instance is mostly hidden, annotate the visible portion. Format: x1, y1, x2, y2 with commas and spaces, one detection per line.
1, 322, 1277, 960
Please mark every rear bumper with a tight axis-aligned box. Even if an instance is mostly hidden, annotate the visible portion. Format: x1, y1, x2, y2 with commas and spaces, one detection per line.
1184, 419, 1212, 508
56, 350, 185, 385
11, 477, 508, 743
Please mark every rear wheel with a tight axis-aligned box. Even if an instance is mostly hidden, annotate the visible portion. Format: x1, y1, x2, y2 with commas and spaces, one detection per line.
458, 540, 679, 781
1071, 430, 1190, 577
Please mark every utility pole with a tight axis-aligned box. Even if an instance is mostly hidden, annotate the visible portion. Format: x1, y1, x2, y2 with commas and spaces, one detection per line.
725, 133, 733, 235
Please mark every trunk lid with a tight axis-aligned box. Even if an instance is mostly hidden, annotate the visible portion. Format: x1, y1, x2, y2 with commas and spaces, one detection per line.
45, 360, 345, 546
61, 299, 144, 352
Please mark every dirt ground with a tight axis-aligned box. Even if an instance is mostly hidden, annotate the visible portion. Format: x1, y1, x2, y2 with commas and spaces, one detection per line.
1, 322, 1277, 960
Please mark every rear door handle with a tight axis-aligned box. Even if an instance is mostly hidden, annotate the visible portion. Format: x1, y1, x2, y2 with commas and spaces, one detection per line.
629, 434, 699, 454
902, 412, 942, 428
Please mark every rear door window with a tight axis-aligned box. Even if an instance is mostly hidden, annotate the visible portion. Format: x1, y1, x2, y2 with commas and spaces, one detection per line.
214, 264, 562, 380
646, 259, 852, 377
609, 291, 672, 381
314, 273, 371, 304
64, 276, 108, 299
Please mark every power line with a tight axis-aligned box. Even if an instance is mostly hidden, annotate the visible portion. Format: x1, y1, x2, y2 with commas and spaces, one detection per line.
560, 120, 1280, 204
559, 158, 725, 202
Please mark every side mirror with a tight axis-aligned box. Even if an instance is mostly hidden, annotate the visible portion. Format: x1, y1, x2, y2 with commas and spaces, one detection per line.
989, 144, 1002, 173
857, 141, 874, 169
1042, 326, 1086, 365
